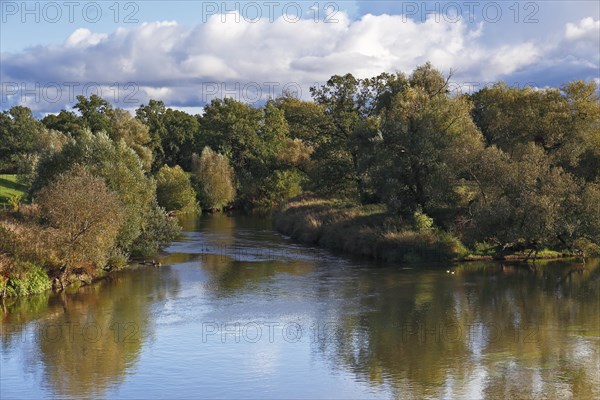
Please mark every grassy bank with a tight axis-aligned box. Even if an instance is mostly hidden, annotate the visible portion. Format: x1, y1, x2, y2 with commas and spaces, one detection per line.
273, 195, 468, 263
0, 175, 27, 208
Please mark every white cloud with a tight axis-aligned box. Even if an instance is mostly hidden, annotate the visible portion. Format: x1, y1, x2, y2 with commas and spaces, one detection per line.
565, 17, 600, 42
64, 28, 108, 48
1, 12, 598, 113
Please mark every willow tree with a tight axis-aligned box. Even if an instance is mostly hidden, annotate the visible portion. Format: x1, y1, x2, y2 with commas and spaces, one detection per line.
192, 147, 235, 210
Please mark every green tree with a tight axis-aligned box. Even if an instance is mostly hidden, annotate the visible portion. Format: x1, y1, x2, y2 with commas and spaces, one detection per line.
73, 95, 114, 134
191, 147, 235, 210
375, 64, 483, 219
0, 106, 45, 172
32, 132, 160, 253
466, 143, 590, 255
162, 108, 200, 169
135, 100, 168, 172
470, 80, 600, 181
109, 109, 153, 171
136, 102, 200, 171
156, 165, 197, 213
275, 95, 333, 147
41, 110, 85, 137
129, 199, 181, 257
310, 73, 362, 198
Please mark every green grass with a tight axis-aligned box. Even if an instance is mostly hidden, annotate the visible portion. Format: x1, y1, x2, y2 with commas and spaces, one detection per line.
0, 175, 28, 207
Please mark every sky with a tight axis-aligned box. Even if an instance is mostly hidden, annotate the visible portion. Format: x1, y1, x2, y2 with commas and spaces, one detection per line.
1, 0, 599, 115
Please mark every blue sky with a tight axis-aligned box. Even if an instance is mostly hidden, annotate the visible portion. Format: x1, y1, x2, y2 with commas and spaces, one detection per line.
1, 1, 599, 114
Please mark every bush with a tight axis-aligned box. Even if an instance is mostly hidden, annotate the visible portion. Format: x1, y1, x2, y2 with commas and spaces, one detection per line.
156, 165, 197, 213
130, 201, 181, 257
412, 209, 434, 232
1, 262, 51, 297
260, 169, 305, 207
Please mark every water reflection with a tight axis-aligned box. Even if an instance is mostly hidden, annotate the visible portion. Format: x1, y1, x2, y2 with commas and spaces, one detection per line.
311, 261, 600, 399
1, 214, 598, 399
1, 265, 180, 398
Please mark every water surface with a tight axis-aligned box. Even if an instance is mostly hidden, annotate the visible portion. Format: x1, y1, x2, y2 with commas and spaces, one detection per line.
1, 214, 599, 399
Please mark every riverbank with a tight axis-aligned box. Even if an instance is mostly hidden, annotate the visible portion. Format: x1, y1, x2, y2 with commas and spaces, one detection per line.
273, 195, 580, 264
273, 195, 468, 263
0, 204, 178, 298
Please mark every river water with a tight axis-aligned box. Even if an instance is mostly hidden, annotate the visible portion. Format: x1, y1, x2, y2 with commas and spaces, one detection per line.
1, 214, 599, 399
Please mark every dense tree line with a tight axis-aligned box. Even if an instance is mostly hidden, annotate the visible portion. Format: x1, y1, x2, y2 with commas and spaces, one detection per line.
1, 62, 599, 293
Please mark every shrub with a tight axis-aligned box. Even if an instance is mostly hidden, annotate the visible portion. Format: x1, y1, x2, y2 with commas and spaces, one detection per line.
1, 262, 51, 297
8, 194, 23, 212
130, 200, 181, 257
412, 209, 434, 232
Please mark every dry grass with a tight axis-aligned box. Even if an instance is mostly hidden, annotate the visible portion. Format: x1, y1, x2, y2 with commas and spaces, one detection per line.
274, 195, 468, 263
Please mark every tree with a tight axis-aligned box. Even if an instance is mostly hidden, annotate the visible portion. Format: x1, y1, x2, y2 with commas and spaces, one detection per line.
199, 98, 298, 206
42, 110, 85, 137
129, 199, 181, 257
156, 165, 197, 213
33, 132, 158, 253
0, 106, 45, 172
135, 100, 168, 172
466, 143, 592, 256
136, 102, 201, 171
74, 94, 114, 134
375, 64, 483, 219
192, 147, 235, 210
310, 73, 362, 198
0, 106, 68, 180
470, 80, 600, 181
199, 97, 262, 172
38, 166, 124, 281
109, 109, 153, 171
275, 96, 333, 147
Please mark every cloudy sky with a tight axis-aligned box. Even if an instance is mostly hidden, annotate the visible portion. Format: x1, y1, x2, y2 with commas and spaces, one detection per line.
1, 1, 599, 114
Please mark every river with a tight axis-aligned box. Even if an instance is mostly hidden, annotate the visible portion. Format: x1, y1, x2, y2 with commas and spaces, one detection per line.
1, 214, 599, 399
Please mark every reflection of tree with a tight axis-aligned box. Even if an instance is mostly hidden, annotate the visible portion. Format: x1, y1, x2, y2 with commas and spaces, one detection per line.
200, 253, 313, 295
2, 265, 179, 398
316, 260, 600, 398
180, 213, 314, 296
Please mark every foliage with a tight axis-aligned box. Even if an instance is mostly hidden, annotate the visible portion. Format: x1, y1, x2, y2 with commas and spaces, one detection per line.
32, 131, 155, 252
37, 166, 124, 275
129, 201, 181, 257
109, 109, 153, 171
412, 209, 435, 232
375, 64, 483, 217
191, 147, 235, 210
0, 107, 68, 177
73, 94, 114, 134
156, 165, 197, 213
2, 68, 599, 269
1, 262, 52, 297
8, 194, 23, 212
136, 101, 200, 171
274, 196, 467, 262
